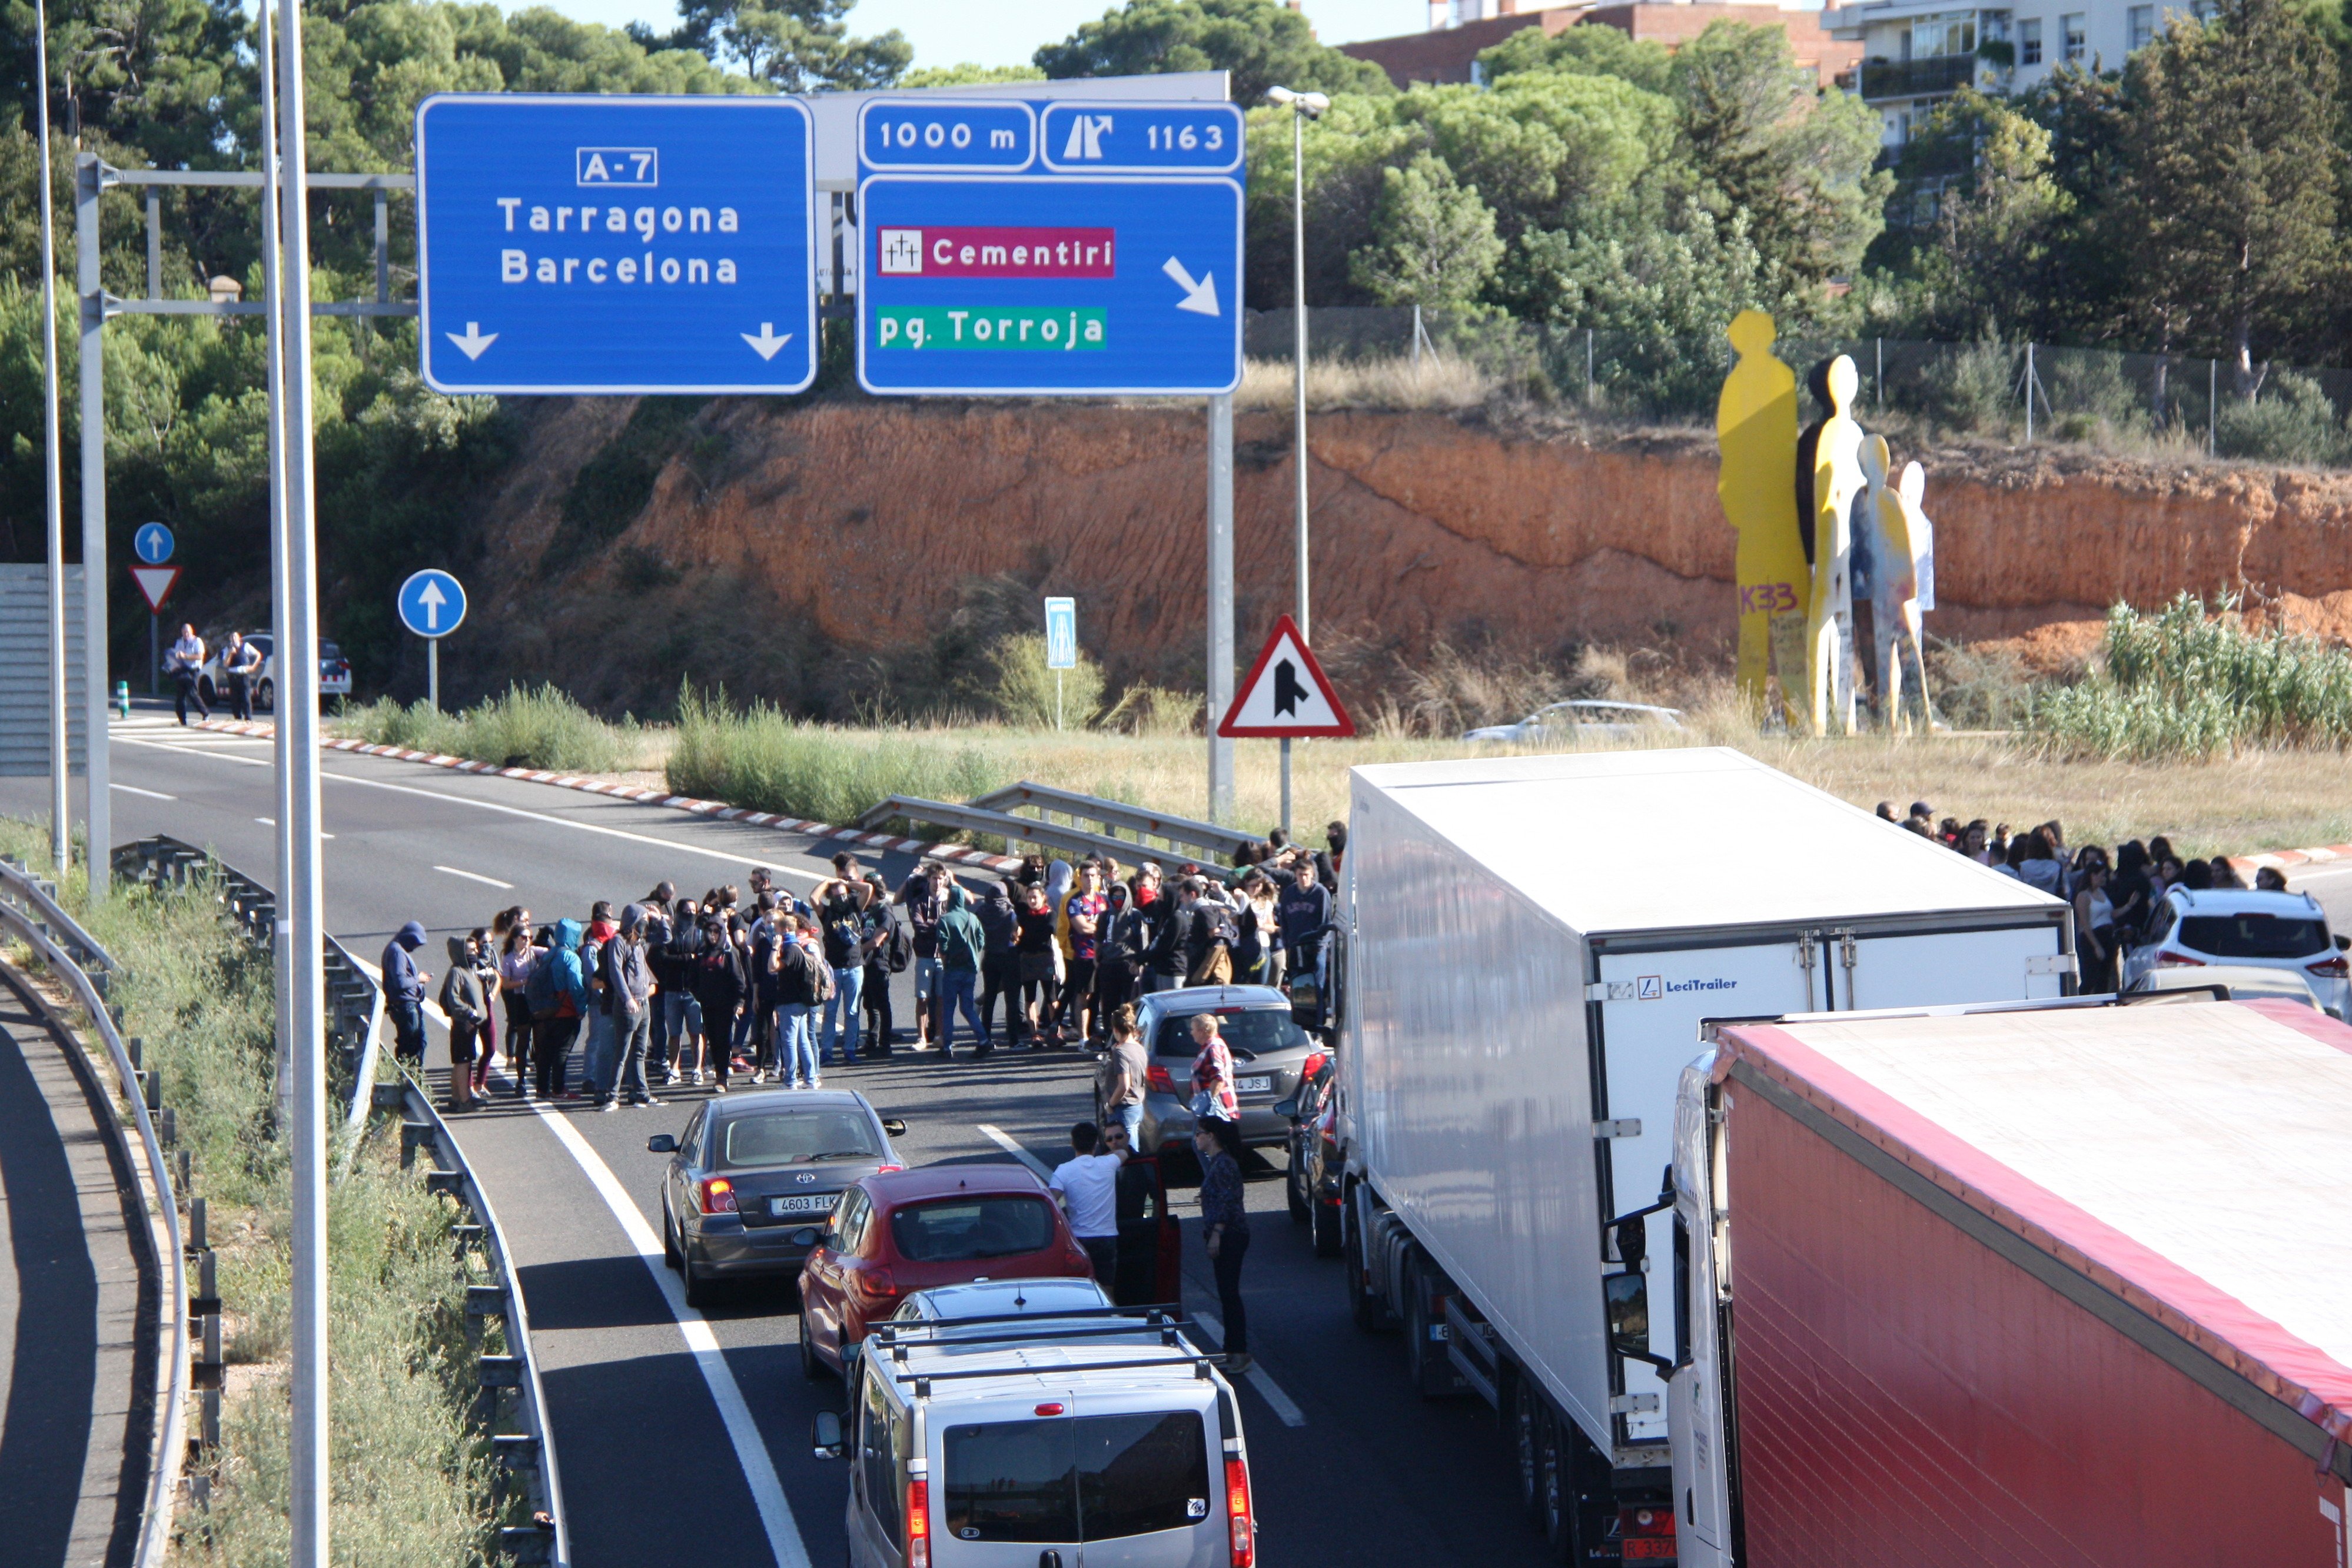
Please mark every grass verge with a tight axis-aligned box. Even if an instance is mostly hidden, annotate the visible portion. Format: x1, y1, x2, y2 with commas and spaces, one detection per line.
0, 819, 507, 1568
335, 684, 660, 774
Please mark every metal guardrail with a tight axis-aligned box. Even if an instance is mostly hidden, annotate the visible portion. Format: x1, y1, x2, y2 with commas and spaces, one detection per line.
861, 785, 1255, 872
967, 781, 1258, 863
377, 1075, 571, 1566
111, 837, 385, 1129
0, 856, 186, 1568
107, 835, 568, 1564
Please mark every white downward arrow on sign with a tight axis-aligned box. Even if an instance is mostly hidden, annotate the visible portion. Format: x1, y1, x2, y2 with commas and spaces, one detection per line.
1161, 258, 1220, 317
742, 323, 793, 361
417, 580, 447, 632
446, 321, 497, 360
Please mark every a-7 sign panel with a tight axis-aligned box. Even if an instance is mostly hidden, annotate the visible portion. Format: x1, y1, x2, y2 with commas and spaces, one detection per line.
415, 94, 818, 395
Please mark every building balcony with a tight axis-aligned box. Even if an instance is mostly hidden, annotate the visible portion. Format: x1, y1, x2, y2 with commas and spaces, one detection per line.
1857, 53, 1980, 100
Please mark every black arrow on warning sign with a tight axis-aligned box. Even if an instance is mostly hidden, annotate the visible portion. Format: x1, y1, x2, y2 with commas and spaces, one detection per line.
1273, 659, 1306, 716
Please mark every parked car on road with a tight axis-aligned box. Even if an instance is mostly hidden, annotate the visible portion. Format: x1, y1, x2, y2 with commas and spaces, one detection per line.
2124, 962, 2326, 1011
797, 1164, 1094, 1381
1134, 984, 1321, 1164
1274, 1045, 1343, 1257
2120, 887, 2350, 1016
813, 1301, 1257, 1568
196, 632, 354, 711
649, 1089, 906, 1310
1461, 699, 1683, 744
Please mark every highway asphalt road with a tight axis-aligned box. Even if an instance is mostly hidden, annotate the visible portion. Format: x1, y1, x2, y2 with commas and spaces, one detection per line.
0, 711, 1552, 1568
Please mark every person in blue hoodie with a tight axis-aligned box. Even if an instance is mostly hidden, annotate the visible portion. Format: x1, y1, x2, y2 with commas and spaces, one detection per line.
530, 919, 590, 1100
383, 921, 430, 1066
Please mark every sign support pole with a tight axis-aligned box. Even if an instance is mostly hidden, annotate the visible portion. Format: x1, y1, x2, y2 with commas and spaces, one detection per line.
76, 152, 108, 899
1280, 736, 1292, 839
1207, 394, 1235, 825
35, 0, 67, 879
271, 0, 331, 1553
427, 638, 438, 712
148, 613, 158, 696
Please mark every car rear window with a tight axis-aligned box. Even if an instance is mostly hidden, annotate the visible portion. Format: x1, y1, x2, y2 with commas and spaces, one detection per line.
944, 1411, 1210, 1544
2179, 914, 2330, 960
889, 1196, 1055, 1262
319, 641, 342, 660
717, 1107, 879, 1168
1154, 1008, 1305, 1058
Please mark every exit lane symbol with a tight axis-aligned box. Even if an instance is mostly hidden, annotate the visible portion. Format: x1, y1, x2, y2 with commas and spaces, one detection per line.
742, 323, 792, 360
1161, 258, 1218, 316
447, 321, 497, 360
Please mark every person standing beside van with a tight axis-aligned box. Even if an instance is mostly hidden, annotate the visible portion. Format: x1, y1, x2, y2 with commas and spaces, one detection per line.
1098, 1004, 1149, 1150
1195, 1118, 1251, 1373
1048, 1121, 1124, 1283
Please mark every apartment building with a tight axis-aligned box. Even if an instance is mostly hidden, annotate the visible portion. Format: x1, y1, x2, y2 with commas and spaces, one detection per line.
1342, 0, 1862, 89
1822, 0, 2203, 145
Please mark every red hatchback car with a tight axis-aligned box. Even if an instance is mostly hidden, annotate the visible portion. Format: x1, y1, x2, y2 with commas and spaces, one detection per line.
797, 1164, 1094, 1380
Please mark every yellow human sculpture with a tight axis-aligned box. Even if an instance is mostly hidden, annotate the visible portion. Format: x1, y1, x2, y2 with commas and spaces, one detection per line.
1808, 356, 1865, 736
1883, 458, 1936, 731
1715, 311, 1808, 724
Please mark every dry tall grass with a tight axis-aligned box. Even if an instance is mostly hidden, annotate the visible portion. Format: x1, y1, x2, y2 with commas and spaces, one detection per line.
1233, 351, 1497, 411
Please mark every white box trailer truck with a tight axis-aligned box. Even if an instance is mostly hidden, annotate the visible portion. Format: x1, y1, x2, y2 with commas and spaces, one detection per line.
1330, 750, 2073, 1564
1669, 994, 2352, 1567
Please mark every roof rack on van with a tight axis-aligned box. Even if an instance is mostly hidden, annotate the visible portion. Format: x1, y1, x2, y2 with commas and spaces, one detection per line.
880, 1319, 1199, 1366
871, 1303, 1188, 1343
896, 1348, 1220, 1400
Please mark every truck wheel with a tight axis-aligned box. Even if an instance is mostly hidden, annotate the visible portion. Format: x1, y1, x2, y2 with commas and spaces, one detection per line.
1342, 1194, 1383, 1333
1403, 1252, 1441, 1396
1536, 1409, 1570, 1556
1510, 1377, 1544, 1522
1310, 1194, 1343, 1258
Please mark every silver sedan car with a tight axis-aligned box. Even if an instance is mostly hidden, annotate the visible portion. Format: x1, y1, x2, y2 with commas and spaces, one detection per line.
1132, 984, 1320, 1162
650, 1089, 906, 1310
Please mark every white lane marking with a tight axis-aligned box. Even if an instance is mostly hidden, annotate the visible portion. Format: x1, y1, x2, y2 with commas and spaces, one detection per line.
254, 816, 331, 838
1185, 1308, 1308, 1428
309, 766, 823, 882
118, 735, 268, 767
2290, 864, 2352, 882
348, 952, 809, 1568
976, 1123, 1054, 1181
110, 783, 177, 800
436, 865, 515, 890
521, 1094, 810, 1568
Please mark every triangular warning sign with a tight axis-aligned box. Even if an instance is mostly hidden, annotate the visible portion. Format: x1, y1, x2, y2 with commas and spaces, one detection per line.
1218, 616, 1355, 738
129, 565, 182, 613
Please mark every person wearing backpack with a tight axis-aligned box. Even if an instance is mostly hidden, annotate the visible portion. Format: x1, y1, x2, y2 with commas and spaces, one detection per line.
859, 873, 903, 1058
661, 896, 709, 1085
530, 919, 590, 1099
773, 913, 828, 1089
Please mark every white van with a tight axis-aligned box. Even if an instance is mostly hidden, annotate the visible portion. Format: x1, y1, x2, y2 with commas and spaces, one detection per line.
812, 1304, 1255, 1568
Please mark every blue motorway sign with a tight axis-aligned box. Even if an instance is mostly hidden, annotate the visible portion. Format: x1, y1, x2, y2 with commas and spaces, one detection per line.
1038, 101, 1243, 175
396, 569, 468, 640
860, 98, 1036, 172
1044, 597, 1077, 669
856, 175, 1242, 396
415, 94, 818, 396
133, 521, 175, 564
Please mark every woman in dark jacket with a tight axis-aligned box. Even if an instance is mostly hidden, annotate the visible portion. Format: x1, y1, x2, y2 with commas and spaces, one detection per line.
1194, 1117, 1251, 1373
691, 913, 750, 1091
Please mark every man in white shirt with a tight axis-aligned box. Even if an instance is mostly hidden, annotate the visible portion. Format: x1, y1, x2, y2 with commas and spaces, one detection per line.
166, 623, 208, 726
1048, 1121, 1125, 1283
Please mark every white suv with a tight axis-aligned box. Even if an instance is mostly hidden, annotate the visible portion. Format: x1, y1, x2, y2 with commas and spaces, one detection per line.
2122, 888, 2351, 1017
813, 1304, 1256, 1568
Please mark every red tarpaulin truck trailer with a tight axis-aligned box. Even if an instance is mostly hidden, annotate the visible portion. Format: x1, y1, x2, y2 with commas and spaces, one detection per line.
1665, 994, 2352, 1567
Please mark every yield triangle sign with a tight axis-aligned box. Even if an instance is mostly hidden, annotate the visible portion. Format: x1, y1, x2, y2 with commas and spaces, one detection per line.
130, 565, 182, 613
1218, 615, 1355, 738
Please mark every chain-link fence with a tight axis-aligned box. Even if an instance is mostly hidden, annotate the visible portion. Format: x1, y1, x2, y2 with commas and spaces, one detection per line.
1243, 308, 2352, 468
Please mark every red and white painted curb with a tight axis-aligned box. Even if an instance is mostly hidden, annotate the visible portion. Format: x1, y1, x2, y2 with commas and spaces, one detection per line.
194, 719, 1026, 874
2229, 843, 2352, 878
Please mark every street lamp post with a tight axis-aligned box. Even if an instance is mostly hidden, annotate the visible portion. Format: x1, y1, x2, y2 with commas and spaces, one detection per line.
34, 0, 68, 878
1264, 86, 1328, 646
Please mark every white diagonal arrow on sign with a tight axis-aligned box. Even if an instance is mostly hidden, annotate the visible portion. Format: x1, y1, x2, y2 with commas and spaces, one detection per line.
416, 579, 447, 632
1161, 257, 1220, 317
742, 323, 793, 361
446, 321, 497, 360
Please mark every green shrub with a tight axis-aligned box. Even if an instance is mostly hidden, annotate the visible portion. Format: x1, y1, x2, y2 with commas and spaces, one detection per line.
2215, 371, 2351, 466
337, 684, 631, 772
2028, 593, 2352, 758
666, 684, 1009, 825
986, 633, 1106, 729
1920, 340, 2019, 434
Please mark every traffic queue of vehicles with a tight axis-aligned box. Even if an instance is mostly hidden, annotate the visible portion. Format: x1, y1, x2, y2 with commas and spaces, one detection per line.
766, 745, 2348, 1568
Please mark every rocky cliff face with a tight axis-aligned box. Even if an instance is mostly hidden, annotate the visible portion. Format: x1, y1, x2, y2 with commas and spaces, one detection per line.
453, 393, 2352, 712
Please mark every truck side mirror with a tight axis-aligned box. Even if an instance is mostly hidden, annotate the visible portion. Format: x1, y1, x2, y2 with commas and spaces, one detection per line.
1604, 1271, 1650, 1361
810, 1410, 844, 1459
1612, 1216, 1647, 1269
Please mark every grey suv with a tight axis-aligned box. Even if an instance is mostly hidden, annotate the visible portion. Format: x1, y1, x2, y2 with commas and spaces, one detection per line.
1132, 984, 1319, 1159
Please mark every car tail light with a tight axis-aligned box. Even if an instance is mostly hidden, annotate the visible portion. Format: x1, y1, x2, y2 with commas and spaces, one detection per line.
876, 1163, 904, 1174
852, 1265, 898, 1301
699, 1178, 737, 1214
905, 1477, 930, 1568
1226, 1457, 1253, 1566
1299, 1050, 1327, 1082
1147, 1063, 1177, 1095
2154, 950, 2205, 968
2308, 956, 2349, 977
1034, 1403, 1064, 1416
1620, 1501, 1677, 1560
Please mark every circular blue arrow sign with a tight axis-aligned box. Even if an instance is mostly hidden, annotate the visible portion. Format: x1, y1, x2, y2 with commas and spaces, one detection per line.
133, 521, 175, 564
396, 569, 467, 640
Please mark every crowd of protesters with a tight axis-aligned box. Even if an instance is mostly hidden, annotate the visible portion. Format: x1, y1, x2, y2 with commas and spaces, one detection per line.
381, 823, 1344, 1115
1875, 800, 2286, 991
